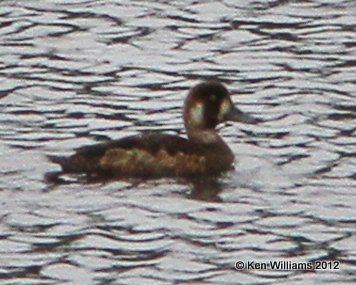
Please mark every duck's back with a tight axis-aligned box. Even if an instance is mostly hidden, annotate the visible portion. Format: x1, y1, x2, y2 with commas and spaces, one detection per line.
49, 132, 234, 178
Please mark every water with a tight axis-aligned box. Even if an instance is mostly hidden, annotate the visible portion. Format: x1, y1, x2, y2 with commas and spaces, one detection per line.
0, 0, 355, 284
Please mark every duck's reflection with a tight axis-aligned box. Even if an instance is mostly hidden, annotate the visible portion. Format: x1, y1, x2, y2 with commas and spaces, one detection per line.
46, 170, 224, 201
188, 177, 223, 202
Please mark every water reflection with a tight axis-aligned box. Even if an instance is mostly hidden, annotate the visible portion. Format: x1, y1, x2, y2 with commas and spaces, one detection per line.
46, 171, 225, 202
189, 178, 224, 202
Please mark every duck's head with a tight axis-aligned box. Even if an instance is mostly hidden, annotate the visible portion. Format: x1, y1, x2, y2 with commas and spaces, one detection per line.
183, 81, 258, 143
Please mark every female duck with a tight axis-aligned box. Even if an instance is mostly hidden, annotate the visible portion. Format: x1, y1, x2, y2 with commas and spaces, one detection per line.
50, 81, 258, 177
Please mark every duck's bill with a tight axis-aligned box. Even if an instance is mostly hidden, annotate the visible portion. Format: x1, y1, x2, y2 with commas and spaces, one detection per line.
225, 106, 260, 124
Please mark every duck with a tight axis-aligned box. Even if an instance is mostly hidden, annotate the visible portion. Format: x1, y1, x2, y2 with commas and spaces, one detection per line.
49, 81, 258, 178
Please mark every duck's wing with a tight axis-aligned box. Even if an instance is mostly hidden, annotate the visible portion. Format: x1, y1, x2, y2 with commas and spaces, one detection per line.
48, 133, 191, 174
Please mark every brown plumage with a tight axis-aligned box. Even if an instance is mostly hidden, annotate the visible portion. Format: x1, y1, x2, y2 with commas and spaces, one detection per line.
49, 133, 234, 177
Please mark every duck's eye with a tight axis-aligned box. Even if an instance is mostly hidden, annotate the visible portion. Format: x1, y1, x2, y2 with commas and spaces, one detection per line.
209, 94, 216, 102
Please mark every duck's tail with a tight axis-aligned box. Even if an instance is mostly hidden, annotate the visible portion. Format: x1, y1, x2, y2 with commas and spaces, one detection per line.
47, 154, 102, 174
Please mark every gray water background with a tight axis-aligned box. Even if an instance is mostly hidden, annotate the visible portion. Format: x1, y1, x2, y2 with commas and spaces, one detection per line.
0, 0, 355, 284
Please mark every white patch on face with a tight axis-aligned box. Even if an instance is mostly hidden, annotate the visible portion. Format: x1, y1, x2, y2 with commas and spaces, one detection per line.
189, 102, 204, 127
218, 98, 232, 121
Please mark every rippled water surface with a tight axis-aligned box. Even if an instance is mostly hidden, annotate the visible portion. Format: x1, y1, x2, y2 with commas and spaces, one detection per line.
1, 0, 355, 284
